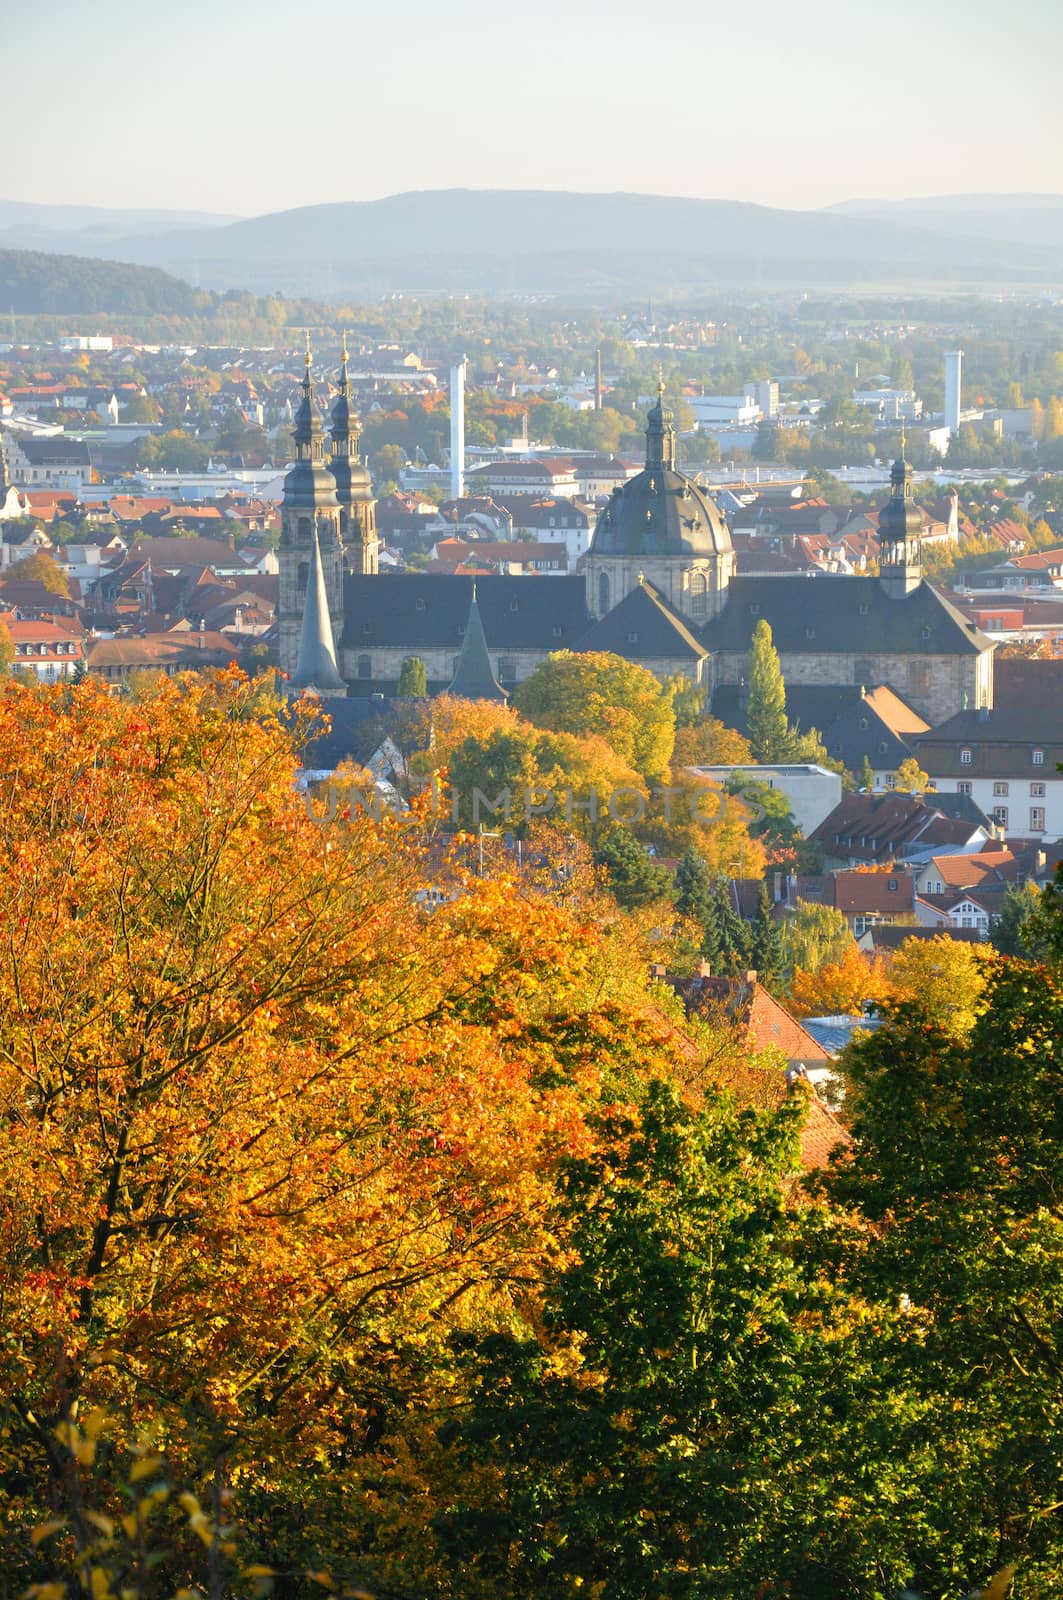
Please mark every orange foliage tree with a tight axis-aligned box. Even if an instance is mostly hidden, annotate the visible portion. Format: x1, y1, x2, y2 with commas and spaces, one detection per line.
789, 942, 891, 1017
0, 671, 703, 1586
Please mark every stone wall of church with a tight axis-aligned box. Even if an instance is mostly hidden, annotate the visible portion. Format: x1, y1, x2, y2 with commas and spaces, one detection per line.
712, 647, 992, 727
338, 644, 704, 693
583, 555, 733, 625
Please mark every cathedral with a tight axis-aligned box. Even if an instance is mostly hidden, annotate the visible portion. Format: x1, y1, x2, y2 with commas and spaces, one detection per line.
279, 372, 995, 727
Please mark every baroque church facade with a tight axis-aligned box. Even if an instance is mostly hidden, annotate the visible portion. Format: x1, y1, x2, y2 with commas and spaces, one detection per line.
280, 377, 995, 727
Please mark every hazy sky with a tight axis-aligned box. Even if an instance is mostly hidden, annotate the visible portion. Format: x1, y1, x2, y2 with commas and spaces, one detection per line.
9, 0, 1063, 216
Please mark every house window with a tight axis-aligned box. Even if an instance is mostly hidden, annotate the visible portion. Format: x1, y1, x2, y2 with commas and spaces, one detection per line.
498, 657, 516, 682
885, 774, 895, 788
960, 748, 972, 765
356, 654, 371, 679
1033, 749, 1045, 765
992, 806, 1008, 827
958, 781, 973, 795
1031, 782, 1046, 797
1031, 806, 1046, 832
993, 782, 1009, 797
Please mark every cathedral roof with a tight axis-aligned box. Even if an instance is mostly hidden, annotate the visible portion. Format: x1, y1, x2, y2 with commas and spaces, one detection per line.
341, 573, 590, 653
703, 575, 993, 656
576, 579, 707, 660
588, 392, 733, 560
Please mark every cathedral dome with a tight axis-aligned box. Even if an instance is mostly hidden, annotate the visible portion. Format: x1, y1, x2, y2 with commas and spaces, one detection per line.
589, 393, 733, 560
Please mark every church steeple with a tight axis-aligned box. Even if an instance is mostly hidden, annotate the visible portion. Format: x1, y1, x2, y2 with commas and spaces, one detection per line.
294, 334, 327, 463
645, 376, 677, 470
278, 337, 346, 681
447, 582, 508, 702
329, 330, 379, 574
290, 526, 345, 696
877, 444, 924, 599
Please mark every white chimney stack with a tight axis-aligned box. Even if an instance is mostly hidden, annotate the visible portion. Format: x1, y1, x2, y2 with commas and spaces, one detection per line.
450, 359, 466, 502
944, 350, 963, 436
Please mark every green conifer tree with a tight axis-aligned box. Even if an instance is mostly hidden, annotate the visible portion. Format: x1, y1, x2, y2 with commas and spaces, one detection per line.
746, 620, 788, 762
751, 880, 785, 992
713, 879, 751, 976
396, 656, 428, 697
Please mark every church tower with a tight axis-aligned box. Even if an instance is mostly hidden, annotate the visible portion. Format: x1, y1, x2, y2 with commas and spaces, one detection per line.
877, 449, 924, 600
278, 338, 345, 675
330, 332, 379, 575
583, 384, 734, 623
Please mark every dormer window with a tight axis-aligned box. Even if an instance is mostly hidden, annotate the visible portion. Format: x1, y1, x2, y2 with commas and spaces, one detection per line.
921, 627, 932, 640
627, 631, 639, 643
510, 599, 519, 612
552, 625, 563, 637
1033, 748, 1045, 765
960, 748, 972, 765
415, 597, 426, 612
858, 602, 870, 616
748, 603, 759, 616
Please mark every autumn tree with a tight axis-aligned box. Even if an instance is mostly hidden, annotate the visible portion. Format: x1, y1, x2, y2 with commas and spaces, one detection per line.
672, 715, 752, 768
8, 548, 71, 596
886, 932, 988, 1034
513, 650, 675, 783
0, 670, 669, 1590
0, 618, 14, 674
893, 755, 930, 794
789, 942, 890, 1018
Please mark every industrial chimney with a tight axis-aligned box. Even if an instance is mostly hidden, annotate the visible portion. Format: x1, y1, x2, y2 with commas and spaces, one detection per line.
944, 350, 963, 436
450, 358, 466, 501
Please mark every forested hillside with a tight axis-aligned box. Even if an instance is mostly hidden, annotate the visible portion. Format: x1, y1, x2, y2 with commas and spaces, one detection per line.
0, 245, 206, 315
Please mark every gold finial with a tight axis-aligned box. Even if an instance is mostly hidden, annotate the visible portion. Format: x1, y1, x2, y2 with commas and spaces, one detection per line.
341, 329, 349, 365
900, 419, 907, 459
657, 364, 665, 399
304, 331, 312, 370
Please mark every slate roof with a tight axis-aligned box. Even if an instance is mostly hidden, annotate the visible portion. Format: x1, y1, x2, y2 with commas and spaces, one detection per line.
291, 696, 430, 772
864, 924, 981, 951
703, 575, 992, 656
821, 688, 928, 774
340, 572, 589, 653
575, 579, 706, 661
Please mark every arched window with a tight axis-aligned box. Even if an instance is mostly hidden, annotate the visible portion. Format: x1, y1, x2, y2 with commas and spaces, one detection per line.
297, 561, 309, 593
357, 654, 372, 679
598, 571, 611, 615
689, 570, 708, 619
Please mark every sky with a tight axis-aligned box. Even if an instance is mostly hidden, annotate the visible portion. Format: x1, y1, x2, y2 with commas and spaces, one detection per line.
8, 0, 1063, 217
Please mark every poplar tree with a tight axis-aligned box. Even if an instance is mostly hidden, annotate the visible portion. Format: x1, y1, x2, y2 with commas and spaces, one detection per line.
746, 619, 788, 762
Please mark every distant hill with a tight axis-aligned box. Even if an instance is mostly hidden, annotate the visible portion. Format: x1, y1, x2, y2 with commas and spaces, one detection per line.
3, 190, 1060, 301
0, 198, 242, 260
86, 189, 1063, 297
826, 194, 1063, 255
0, 247, 203, 316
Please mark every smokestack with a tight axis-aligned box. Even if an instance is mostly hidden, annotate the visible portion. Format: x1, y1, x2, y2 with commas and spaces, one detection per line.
595, 347, 602, 412
944, 350, 963, 436
450, 358, 466, 502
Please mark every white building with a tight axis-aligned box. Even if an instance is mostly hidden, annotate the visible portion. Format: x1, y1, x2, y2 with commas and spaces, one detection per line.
686, 763, 843, 838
